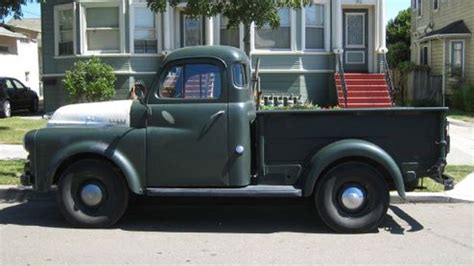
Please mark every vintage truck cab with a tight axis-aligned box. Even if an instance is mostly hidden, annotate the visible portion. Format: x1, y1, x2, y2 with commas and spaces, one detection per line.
23, 46, 450, 233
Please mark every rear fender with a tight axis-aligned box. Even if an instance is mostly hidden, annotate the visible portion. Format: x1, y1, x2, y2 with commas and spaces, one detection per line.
303, 139, 405, 198
45, 141, 144, 194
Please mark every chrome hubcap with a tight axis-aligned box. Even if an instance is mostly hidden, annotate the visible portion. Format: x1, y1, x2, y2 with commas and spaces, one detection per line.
341, 186, 366, 210
80, 184, 103, 207
4, 102, 10, 117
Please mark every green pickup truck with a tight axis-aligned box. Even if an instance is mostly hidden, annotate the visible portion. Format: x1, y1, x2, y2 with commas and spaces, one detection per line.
22, 46, 450, 233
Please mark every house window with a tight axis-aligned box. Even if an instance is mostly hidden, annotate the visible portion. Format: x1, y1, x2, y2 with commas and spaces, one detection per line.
417, 0, 422, 16
420, 46, 429, 65
133, 7, 158, 53
433, 0, 439, 10
0, 46, 8, 53
255, 8, 291, 50
220, 16, 240, 48
85, 6, 121, 53
451, 41, 464, 78
55, 5, 75, 56
160, 64, 221, 99
304, 4, 325, 50
181, 14, 204, 47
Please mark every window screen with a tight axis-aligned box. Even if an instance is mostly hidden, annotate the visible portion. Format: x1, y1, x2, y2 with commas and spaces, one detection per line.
160, 64, 221, 99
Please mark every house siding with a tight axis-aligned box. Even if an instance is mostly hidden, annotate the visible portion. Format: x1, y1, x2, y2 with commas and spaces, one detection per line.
412, 0, 474, 92
41, 0, 383, 111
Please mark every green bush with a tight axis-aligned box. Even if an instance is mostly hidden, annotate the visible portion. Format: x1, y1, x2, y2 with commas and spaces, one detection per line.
63, 57, 116, 103
451, 85, 474, 112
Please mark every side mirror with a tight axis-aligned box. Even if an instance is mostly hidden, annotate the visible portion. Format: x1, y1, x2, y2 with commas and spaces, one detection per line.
130, 80, 147, 101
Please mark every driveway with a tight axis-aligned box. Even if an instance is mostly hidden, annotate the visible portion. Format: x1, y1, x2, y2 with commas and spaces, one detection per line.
0, 197, 472, 264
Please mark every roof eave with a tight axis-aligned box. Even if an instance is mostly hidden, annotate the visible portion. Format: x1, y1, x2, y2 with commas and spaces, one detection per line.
417, 33, 472, 43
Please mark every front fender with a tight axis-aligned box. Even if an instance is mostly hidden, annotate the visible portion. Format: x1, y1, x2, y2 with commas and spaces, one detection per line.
44, 141, 144, 195
303, 139, 405, 198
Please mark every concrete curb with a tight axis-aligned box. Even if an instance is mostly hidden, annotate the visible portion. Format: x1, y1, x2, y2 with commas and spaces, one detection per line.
0, 185, 472, 204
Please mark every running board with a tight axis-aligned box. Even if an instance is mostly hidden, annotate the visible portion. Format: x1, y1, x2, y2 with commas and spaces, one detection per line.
145, 185, 302, 198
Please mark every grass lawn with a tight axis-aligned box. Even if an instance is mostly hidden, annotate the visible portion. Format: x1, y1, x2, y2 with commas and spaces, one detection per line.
0, 117, 47, 144
448, 109, 474, 123
416, 165, 474, 192
0, 160, 26, 185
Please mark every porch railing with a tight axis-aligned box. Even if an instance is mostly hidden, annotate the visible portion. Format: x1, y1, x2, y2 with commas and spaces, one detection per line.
336, 53, 348, 108
382, 53, 395, 105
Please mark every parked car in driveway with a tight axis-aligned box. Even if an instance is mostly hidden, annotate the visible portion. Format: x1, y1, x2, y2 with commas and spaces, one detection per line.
0, 77, 39, 118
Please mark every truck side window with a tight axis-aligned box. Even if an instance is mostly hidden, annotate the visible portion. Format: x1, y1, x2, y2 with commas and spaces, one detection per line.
232, 63, 247, 88
160, 63, 221, 99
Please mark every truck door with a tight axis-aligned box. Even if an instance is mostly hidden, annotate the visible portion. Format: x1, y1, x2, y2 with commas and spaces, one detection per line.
146, 59, 230, 187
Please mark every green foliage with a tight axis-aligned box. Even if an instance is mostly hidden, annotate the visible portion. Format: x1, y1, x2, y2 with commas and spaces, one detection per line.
63, 57, 116, 103
386, 8, 411, 68
0, 0, 44, 21
451, 85, 474, 112
146, 0, 311, 54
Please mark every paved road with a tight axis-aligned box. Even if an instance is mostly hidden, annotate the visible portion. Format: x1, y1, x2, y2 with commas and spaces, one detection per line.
447, 119, 474, 165
0, 197, 472, 264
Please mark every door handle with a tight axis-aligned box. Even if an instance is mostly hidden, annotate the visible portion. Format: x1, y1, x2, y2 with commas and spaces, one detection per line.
210, 110, 225, 120
199, 110, 225, 140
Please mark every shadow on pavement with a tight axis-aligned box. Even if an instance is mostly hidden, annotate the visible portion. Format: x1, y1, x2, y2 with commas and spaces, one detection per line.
0, 193, 424, 235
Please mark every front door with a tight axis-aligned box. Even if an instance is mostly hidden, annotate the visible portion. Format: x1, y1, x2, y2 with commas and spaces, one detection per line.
146, 60, 230, 187
343, 10, 369, 72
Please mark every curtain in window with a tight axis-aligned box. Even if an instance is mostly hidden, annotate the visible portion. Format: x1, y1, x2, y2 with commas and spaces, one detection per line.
255, 8, 290, 49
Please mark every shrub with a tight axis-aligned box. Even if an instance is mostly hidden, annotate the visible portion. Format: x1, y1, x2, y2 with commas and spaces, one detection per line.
63, 57, 116, 103
451, 85, 474, 112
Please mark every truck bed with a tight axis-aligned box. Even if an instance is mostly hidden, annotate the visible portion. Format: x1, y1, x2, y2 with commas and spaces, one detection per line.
256, 107, 448, 186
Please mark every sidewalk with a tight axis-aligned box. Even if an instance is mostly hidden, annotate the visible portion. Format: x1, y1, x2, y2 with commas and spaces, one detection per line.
0, 144, 27, 160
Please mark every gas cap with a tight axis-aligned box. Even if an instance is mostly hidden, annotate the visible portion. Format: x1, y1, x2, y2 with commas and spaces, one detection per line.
235, 145, 245, 155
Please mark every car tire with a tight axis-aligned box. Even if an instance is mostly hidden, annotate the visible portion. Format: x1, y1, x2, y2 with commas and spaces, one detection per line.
29, 97, 38, 113
315, 161, 389, 233
0, 100, 11, 118
57, 159, 129, 228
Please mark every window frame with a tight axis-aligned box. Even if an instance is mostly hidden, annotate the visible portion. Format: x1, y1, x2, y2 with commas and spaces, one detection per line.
54, 3, 76, 56
216, 15, 244, 49
80, 2, 125, 55
130, 3, 162, 54
151, 58, 227, 104
450, 40, 465, 78
252, 8, 296, 52
302, 0, 330, 52
416, 0, 422, 17
433, 0, 439, 11
420, 45, 429, 65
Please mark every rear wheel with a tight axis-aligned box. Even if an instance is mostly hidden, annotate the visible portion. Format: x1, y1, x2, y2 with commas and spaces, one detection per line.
0, 100, 11, 118
57, 159, 129, 228
315, 162, 389, 233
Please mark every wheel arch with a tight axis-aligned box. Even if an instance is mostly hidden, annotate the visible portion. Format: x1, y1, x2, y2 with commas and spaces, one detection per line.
302, 139, 405, 198
48, 142, 144, 195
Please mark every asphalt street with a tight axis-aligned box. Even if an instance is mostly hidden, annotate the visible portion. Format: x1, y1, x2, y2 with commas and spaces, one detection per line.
0, 197, 472, 264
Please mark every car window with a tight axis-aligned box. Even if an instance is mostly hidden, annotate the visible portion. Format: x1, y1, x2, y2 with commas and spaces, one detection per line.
4, 79, 14, 89
232, 63, 247, 88
12, 79, 25, 90
160, 63, 221, 99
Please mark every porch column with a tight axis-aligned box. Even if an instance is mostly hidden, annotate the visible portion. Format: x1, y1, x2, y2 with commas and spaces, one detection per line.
163, 2, 172, 50
377, 0, 387, 54
205, 17, 214, 45
332, 0, 343, 54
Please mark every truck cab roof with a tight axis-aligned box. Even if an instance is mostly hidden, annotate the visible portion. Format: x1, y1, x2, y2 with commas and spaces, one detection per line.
162, 46, 250, 67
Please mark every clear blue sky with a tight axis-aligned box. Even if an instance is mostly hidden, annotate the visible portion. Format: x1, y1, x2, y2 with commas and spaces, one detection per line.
5, 0, 411, 23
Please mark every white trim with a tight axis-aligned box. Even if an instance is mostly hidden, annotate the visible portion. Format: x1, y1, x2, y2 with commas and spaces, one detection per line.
250, 51, 333, 56
42, 71, 158, 78
449, 39, 466, 78
345, 51, 365, 64
301, 2, 331, 52
252, 8, 296, 52
80, 2, 125, 55
344, 12, 366, 48
54, 3, 77, 56
130, 3, 162, 54
54, 53, 163, 59
251, 69, 334, 74
417, 33, 472, 43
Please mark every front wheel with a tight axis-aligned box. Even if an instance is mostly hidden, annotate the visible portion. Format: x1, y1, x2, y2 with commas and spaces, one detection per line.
315, 162, 389, 233
0, 100, 11, 118
57, 159, 129, 228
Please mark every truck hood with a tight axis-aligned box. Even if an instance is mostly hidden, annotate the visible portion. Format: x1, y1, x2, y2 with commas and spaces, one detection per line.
48, 100, 134, 127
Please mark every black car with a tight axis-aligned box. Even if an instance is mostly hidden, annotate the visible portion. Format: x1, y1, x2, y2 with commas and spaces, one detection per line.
0, 77, 39, 118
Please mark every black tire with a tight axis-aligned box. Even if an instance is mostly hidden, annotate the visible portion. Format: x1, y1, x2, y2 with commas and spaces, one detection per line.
315, 162, 389, 233
29, 97, 38, 113
57, 159, 129, 228
0, 100, 11, 118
